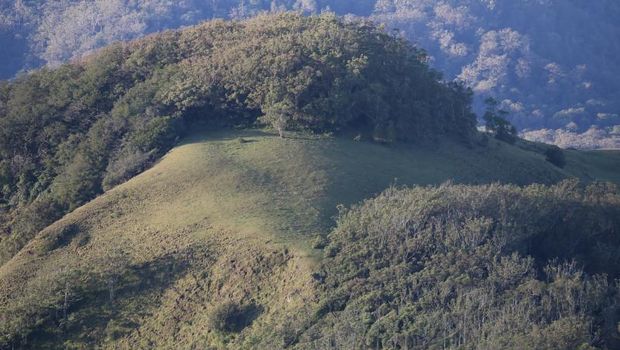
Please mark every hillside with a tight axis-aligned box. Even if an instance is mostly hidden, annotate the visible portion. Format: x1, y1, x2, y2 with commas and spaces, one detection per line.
1, 1, 619, 148
309, 181, 620, 349
0, 13, 478, 265
1, 11, 619, 350
1, 129, 619, 349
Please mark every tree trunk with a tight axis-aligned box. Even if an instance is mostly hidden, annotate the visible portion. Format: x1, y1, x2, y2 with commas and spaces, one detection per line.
63, 283, 69, 329
108, 278, 115, 304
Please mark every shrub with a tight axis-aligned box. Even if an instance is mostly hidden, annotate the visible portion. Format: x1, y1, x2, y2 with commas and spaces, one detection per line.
311, 235, 329, 249
208, 301, 260, 333
484, 97, 518, 144
0, 196, 63, 264
102, 147, 154, 191
544, 145, 567, 168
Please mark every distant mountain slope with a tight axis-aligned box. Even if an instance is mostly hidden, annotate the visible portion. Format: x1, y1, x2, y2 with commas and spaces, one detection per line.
2, 129, 617, 348
1, 1, 619, 145
372, 1, 620, 133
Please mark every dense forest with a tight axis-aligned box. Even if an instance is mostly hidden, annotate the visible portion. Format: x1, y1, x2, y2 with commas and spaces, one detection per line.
1, 0, 619, 148
0, 13, 476, 265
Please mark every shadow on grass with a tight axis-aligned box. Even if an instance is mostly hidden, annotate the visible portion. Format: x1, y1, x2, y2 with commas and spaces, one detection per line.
180, 128, 336, 145
23, 246, 208, 349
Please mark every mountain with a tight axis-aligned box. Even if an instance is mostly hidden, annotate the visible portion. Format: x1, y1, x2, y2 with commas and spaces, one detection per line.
1, 12, 620, 349
372, 0, 620, 148
1, 1, 619, 148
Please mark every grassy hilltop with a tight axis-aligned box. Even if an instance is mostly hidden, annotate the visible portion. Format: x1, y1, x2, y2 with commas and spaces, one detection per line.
0, 12, 478, 264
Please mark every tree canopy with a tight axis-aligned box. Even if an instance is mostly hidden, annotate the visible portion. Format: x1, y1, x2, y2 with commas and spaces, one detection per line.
304, 181, 620, 349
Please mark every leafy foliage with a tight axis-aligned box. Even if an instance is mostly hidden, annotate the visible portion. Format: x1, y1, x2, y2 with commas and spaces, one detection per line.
2, 0, 620, 146
483, 97, 517, 144
302, 181, 620, 349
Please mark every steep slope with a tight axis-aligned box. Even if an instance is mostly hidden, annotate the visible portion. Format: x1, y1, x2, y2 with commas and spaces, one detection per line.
1, 129, 608, 349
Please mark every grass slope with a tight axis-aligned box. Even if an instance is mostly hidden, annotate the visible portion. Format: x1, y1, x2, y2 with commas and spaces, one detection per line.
129, 129, 574, 250
0, 129, 616, 349
565, 149, 620, 184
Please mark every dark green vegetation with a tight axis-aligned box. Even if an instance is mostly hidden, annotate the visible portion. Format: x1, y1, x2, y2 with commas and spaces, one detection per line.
1, 144, 619, 348
483, 97, 518, 145
2, 0, 620, 147
0, 13, 477, 265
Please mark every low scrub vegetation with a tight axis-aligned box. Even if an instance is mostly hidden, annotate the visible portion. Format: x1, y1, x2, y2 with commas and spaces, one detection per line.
299, 180, 620, 349
1, 148, 619, 348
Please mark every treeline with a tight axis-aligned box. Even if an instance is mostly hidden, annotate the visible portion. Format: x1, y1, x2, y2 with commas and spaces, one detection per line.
0, 0, 371, 78
3, 0, 620, 141
0, 13, 477, 264
299, 180, 620, 349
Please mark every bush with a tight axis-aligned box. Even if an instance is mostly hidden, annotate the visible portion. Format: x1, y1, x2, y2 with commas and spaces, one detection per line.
544, 145, 566, 168
311, 235, 329, 249
484, 97, 518, 144
0, 196, 63, 264
102, 147, 154, 191
208, 301, 260, 333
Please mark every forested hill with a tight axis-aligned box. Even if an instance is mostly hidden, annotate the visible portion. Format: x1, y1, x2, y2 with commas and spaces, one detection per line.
0, 13, 476, 264
1, 10, 620, 350
1, 1, 619, 148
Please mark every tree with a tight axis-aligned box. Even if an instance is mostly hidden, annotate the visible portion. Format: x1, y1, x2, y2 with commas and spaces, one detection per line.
93, 245, 130, 307
312, 181, 620, 349
261, 100, 293, 138
483, 97, 517, 144
53, 263, 82, 331
544, 145, 566, 168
